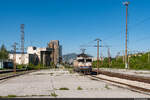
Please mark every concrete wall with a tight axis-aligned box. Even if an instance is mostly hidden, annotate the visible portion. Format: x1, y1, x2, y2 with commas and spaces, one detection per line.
27, 46, 46, 60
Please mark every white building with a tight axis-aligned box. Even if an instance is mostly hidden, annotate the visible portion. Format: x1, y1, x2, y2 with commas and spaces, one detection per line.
9, 46, 53, 65
27, 46, 47, 60
9, 52, 28, 65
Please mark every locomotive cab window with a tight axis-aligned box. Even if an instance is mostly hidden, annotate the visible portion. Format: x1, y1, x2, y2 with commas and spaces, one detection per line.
78, 59, 84, 62
86, 59, 92, 62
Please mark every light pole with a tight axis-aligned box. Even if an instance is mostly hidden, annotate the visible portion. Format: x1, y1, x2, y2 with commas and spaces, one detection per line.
123, 1, 130, 69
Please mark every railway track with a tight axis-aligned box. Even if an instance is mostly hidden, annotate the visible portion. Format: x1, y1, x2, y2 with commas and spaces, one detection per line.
95, 70, 150, 84
0, 69, 27, 74
79, 70, 150, 95
0, 69, 36, 81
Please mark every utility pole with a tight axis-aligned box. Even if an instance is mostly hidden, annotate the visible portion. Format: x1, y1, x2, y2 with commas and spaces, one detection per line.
123, 50, 125, 64
148, 49, 150, 63
107, 47, 111, 67
123, 1, 129, 69
128, 50, 130, 69
53, 42, 55, 68
95, 38, 101, 75
21, 24, 25, 65
12, 42, 18, 73
148, 52, 150, 63
101, 40, 103, 65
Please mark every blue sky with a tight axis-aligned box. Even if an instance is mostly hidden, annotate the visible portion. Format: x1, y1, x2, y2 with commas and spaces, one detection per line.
0, 0, 150, 57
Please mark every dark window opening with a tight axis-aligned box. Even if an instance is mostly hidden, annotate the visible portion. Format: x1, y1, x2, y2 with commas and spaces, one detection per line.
86, 59, 92, 62
78, 59, 84, 62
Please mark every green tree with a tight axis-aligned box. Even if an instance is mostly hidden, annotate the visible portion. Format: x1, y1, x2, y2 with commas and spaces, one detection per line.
0, 44, 9, 59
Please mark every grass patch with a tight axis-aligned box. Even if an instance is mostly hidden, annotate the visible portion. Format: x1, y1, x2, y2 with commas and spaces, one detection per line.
59, 87, 69, 90
105, 84, 111, 89
7, 95, 17, 98
50, 92, 58, 97
77, 86, 83, 90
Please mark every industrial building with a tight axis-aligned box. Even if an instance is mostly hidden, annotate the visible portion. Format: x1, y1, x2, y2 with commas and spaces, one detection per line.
9, 40, 62, 66
48, 40, 62, 65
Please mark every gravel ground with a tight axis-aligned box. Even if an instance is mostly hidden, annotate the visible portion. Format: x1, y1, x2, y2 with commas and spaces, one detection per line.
0, 69, 150, 98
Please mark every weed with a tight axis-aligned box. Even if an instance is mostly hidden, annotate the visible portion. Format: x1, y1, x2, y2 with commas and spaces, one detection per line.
105, 84, 111, 89
77, 86, 83, 90
7, 95, 17, 98
59, 87, 69, 90
50, 92, 58, 97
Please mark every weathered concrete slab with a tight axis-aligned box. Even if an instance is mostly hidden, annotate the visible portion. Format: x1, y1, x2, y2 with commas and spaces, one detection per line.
0, 69, 149, 98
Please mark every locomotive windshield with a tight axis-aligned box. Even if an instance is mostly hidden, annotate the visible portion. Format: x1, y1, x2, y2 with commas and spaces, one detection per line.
86, 59, 92, 62
78, 59, 84, 62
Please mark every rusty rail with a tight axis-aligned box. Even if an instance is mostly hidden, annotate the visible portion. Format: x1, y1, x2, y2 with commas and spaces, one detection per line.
93, 69, 150, 84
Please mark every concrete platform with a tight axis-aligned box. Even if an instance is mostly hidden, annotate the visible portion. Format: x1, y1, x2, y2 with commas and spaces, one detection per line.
0, 69, 150, 98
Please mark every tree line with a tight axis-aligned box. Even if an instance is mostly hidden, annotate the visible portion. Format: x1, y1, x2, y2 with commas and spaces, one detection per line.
0, 44, 9, 60
92, 52, 150, 70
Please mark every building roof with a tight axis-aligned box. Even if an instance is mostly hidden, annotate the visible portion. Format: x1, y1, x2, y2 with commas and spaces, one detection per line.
9, 51, 27, 54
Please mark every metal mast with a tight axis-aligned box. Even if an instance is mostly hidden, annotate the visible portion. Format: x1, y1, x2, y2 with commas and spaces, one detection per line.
101, 40, 103, 65
21, 24, 24, 65
107, 47, 111, 67
95, 38, 101, 75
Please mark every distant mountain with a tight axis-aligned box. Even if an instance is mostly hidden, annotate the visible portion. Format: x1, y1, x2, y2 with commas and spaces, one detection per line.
63, 53, 77, 63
